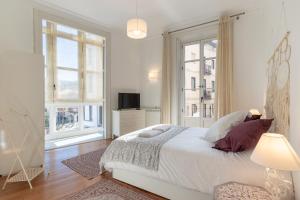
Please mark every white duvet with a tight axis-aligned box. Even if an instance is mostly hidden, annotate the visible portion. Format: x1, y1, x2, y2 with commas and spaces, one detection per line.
104, 125, 266, 194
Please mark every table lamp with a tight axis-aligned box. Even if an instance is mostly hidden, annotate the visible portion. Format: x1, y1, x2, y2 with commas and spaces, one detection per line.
249, 109, 261, 116
251, 133, 300, 200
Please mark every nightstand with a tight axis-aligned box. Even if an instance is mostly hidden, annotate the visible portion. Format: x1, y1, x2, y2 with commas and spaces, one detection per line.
214, 182, 272, 200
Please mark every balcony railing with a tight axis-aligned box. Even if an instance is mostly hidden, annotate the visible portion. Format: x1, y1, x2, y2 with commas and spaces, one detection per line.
204, 68, 212, 75
203, 104, 214, 118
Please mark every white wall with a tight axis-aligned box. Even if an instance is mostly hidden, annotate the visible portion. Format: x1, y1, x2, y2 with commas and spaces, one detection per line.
232, 9, 268, 112
111, 32, 141, 110
139, 36, 163, 108
0, 0, 34, 54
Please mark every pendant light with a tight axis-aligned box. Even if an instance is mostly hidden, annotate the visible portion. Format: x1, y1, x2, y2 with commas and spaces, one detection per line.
127, 0, 147, 39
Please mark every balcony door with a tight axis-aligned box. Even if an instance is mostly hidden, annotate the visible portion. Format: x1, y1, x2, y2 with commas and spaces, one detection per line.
181, 39, 217, 127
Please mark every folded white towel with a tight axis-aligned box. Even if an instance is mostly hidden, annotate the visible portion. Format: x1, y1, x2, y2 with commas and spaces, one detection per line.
139, 129, 163, 138
152, 125, 171, 132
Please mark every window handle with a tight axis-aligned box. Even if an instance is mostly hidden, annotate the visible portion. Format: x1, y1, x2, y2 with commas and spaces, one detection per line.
53, 84, 56, 90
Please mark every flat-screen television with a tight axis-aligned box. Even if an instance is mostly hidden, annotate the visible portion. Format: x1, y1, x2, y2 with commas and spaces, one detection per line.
118, 93, 140, 110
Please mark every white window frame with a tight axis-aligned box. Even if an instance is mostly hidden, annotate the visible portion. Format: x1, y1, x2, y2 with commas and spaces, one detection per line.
34, 9, 111, 140
180, 37, 216, 127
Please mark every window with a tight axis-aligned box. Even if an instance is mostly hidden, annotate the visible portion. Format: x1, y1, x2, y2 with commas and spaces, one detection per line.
42, 19, 105, 140
45, 108, 50, 135
83, 105, 103, 129
182, 39, 217, 127
191, 77, 196, 91
192, 104, 197, 116
84, 105, 93, 121
191, 52, 197, 60
56, 107, 79, 132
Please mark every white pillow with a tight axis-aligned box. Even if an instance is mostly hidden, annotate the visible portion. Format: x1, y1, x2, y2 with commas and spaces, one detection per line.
204, 111, 248, 143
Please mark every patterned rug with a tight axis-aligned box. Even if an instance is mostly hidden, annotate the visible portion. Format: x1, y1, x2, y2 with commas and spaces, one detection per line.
62, 148, 106, 179
63, 178, 155, 200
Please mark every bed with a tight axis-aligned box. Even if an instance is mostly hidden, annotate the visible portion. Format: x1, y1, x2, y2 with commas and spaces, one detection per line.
101, 124, 266, 200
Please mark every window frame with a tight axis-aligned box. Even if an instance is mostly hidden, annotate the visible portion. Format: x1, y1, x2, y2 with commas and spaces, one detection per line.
191, 76, 196, 91
43, 20, 105, 103
34, 10, 111, 140
180, 37, 217, 127
192, 104, 197, 116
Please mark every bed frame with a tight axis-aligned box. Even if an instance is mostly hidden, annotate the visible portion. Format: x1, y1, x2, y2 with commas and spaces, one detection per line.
113, 168, 213, 200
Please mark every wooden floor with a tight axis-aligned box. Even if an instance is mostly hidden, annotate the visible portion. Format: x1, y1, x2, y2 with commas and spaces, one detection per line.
0, 139, 165, 200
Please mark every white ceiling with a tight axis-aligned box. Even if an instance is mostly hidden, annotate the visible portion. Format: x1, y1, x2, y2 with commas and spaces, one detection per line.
35, 0, 264, 35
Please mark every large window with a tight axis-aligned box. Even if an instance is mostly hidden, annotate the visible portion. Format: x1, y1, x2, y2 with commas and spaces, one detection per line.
182, 39, 217, 127
42, 19, 105, 140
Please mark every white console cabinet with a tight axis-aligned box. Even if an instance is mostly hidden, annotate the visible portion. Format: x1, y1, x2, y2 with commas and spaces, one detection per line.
112, 109, 146, 137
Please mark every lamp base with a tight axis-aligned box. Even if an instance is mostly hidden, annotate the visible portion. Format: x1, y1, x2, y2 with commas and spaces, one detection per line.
264, 168, 294, 200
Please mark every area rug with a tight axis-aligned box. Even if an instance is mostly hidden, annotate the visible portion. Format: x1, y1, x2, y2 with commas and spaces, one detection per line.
63, 178, 155, 200
62, 148, 106, 179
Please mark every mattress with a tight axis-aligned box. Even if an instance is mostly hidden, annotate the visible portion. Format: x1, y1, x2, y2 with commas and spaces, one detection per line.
104, 125, 266, 194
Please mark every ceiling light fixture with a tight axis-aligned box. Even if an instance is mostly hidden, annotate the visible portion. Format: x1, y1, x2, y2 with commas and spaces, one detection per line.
127, 0, 147, 39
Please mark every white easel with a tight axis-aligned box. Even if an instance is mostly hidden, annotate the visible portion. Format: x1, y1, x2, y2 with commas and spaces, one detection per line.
0, 108, 44, 190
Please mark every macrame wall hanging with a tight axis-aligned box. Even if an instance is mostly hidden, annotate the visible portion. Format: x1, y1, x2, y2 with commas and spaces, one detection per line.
265, 12, 291, 137
265, 32, 291, 136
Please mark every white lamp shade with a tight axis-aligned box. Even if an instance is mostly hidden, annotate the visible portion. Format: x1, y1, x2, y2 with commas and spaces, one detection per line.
251, 133, 300, 171
127, 18, 147, 39
249, 109, 260, 115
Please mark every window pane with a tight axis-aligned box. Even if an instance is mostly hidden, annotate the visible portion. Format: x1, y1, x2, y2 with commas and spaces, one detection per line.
57, 69, 79, 100
83, 105, 103, 129
85, 32, 104, 43
56, 107, 79, 132
203, 104, 214, 118
57, 24, 78, 35
185, 62, 200, 90
42, 19, 47, 28
43, 33, 50, 101
85, 72, 103, 100
185, 44, 200, 61
204, 40, 217, 58
86, 44, 103, 71
184, 89, 200, 117
45, 107, 50, 135
42, 33, 47, 65
204, 59, 216, 76
56, 37, 78, 69
45, 68, 49, 101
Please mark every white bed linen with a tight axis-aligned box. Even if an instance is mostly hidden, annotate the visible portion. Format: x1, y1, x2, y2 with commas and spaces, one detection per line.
104, 125, 266, 194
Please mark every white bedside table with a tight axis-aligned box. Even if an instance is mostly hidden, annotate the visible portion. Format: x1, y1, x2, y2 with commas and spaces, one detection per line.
214, 182, 272, 200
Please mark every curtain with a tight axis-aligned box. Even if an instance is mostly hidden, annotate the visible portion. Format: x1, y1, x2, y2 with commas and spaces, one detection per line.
160, 32, 171, 124
215, 16, 233, 119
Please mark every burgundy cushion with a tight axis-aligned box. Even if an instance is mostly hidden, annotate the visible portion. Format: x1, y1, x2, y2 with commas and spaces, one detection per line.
213, 119, 273, 152
244, 114, 262, 122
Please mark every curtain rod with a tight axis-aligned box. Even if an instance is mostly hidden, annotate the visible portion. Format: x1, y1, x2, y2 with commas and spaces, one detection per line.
163, 12, 246, 35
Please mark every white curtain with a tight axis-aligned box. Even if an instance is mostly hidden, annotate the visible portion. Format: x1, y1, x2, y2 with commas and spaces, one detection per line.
160, 32, 171, 124
215, 16, 233, 119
